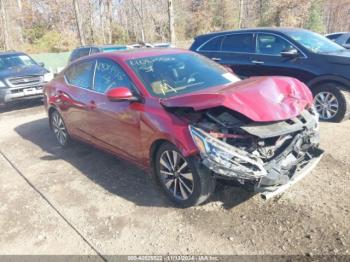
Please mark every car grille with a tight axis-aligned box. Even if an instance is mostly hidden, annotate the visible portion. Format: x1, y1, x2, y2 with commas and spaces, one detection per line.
10, 86, 43, 94
7, 75, 43, 87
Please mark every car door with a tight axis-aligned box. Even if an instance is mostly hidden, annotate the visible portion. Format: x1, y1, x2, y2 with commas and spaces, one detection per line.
85, 58, 142, 161
248, 33, 311, 82
61, 59, 96, 141
218, 33, 256, 78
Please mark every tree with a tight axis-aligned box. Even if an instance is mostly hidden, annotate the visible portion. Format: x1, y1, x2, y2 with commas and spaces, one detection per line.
130, 0, 145, 42
0, 0, 10, 50
168, 0, 176, 44
238, 0, 244, 28
73, 0, 86, 45
106, 0, 113, 43
306, 0, 325, 33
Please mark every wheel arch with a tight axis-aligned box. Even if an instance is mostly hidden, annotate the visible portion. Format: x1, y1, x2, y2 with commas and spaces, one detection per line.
308, 75, 350, 92
48, 105, 58, 129
149, 139, 172, 174
149, 137, 197, 174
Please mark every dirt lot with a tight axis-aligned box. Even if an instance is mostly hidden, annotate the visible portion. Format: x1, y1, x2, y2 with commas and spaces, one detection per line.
0, 101, 349, 256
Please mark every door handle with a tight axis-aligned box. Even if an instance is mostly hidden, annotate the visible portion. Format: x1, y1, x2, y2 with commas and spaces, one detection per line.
252, 60, 264, 65
211, 57, 221, 61
88, 100, 96, 110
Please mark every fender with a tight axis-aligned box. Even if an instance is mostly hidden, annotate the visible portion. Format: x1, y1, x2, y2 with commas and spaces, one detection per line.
307, 75, 350, 91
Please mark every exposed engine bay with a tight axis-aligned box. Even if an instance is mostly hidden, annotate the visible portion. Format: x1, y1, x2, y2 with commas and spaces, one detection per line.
169, 105, 323, 191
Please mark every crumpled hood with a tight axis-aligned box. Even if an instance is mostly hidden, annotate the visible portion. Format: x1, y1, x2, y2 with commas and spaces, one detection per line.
160, 76, 313, 122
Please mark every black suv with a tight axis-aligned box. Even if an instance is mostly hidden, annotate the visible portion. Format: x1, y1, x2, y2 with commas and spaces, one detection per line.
0, 51, 51, 107
190, 28, 350, 122
68, 45, 128, 63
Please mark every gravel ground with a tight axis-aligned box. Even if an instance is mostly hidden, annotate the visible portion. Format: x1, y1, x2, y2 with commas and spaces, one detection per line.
0, 101, 349, 256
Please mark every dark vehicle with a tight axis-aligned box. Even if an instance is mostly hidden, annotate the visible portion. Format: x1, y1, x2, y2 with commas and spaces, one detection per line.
0, 51, 52, 107
44, 48, 322, 206
190, 28, 350, 122
326, 32, 350, 49
68, 45, 128, 63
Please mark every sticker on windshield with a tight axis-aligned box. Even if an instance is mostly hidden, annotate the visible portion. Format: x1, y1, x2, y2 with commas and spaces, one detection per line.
222, 73, 240, 83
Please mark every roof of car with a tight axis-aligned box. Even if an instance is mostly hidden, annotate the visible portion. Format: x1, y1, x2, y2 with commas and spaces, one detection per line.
195, 27, 309, 39
88, 48, 189, 60
0, 51, 25, 56
75, 44, 127, 49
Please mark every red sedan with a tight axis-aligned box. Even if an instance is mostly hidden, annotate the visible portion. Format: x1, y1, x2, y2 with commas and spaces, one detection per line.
44, 48, 323, 207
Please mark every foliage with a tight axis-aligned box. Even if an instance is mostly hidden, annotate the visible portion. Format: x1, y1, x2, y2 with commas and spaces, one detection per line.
0, 0, 349, 52
305, 0, 326, 33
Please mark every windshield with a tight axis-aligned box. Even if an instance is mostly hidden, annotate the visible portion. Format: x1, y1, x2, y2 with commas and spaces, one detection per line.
101, 46, 127, 52
0, 54, 37, 70
285, 30, 345, 53
127, 53, 240, 98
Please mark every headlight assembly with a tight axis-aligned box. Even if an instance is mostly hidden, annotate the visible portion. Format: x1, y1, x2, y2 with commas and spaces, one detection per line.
189, 125, 267, 179
43, 72, 54, 82
0, 80, 6, 88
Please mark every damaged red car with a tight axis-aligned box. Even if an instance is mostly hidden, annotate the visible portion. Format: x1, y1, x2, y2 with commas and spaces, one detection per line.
44, 49, 323, 207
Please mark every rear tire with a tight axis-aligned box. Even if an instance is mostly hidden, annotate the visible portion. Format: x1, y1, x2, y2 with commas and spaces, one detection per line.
155, 142, 216, 207
50, 110, 71, 147
313, 83, 350, 122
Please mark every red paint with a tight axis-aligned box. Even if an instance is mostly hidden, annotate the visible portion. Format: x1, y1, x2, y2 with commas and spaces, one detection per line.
44, 49, 314, 171
106, 87, 134, 101
161, 76, 313, 122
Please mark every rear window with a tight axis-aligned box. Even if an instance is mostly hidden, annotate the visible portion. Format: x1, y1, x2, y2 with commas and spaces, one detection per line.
65, 60, 95, 89
199, 36, 224, 51
69, 48, 90, 62
221, 34, 254, 53
327, 34, 343, 40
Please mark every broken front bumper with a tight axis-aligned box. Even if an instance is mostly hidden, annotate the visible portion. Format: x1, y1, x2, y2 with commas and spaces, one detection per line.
189, 121, 323, 199
256, 148, 324, 199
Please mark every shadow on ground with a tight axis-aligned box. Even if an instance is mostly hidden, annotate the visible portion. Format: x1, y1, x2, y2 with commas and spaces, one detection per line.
15, 117, 254, 209
0, 99, 43, 114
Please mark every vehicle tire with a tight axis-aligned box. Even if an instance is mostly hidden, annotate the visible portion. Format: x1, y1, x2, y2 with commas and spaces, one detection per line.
155, 142, 216, 207
313, 83, 350, 122
50, 110, 71, 147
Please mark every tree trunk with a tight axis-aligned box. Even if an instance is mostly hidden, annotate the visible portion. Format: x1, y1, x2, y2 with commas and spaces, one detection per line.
88, 0, 95, 43
106, 0, 113, 44
73, 0, 85, 45
131, 0, 145, 42
238, 0, 244, 29
0, 0, 10, 50
168, 0, 176, 45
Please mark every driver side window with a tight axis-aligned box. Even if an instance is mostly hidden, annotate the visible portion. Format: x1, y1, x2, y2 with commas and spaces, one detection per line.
257, 34, 294, 56
93, 59, 134, 93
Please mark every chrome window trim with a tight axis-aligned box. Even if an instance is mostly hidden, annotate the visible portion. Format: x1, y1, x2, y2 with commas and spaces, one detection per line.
64, 58, 140, 96
196, 31, 308, 59
255, 32, 308, 58
197, 35, 225, 52
63, 59, 96, 90
196, 32, 254, 53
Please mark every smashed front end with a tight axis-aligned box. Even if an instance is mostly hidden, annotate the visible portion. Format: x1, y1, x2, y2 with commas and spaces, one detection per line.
184, 106, 324, 199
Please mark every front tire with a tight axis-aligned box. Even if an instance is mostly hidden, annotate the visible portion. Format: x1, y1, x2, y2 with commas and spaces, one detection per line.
50, 110, 71, 147
155, 142, 216, 207
313, 83, 350, 122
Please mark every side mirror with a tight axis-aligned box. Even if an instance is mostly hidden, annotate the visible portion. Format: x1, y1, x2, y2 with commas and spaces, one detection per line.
281, 48, 299, 58
38, 62, 45, 67
106, 87, 139, 102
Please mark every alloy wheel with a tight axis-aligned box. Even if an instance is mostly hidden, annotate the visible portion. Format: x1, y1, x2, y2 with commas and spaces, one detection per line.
51, 112, 68, 146
159, 150, 194, 200
314, 91, 339, 120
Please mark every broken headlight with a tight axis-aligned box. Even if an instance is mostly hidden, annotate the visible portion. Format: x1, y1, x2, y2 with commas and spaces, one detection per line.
189, 125, 267, 178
